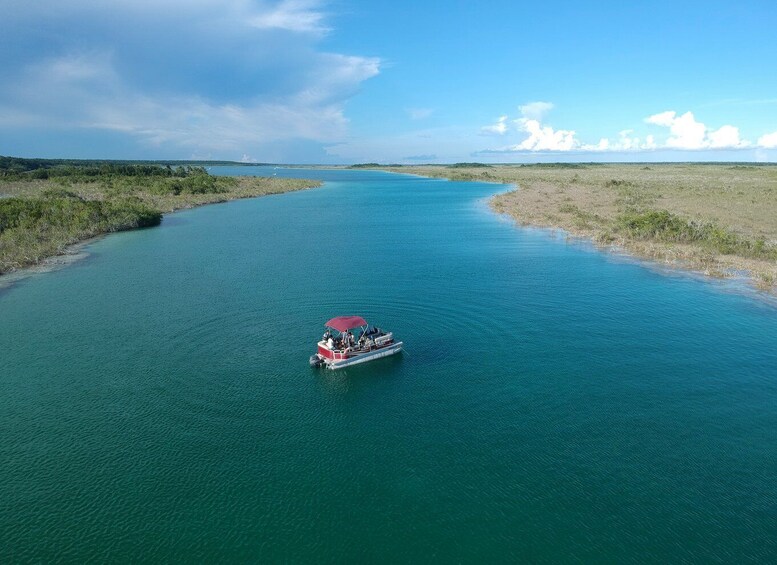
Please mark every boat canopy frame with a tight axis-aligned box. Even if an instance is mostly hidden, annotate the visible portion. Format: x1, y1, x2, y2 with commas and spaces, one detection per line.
325, 315, 368, 333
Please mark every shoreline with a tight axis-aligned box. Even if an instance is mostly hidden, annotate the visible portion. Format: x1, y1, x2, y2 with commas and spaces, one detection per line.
0, 175, 320, 289
496, 212, 777, 308
0, 237, 97, 292
488, 195, 777, 297
489, 196, 777, 293
378, 164, 777, 296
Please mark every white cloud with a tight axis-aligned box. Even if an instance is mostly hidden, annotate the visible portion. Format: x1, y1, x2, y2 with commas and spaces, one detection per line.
757, 131, 777, 148
645, 110, 748, 149
1, 0, 330, 34
44, 52, 114, 82
645, 111, 705, 148
519, 101, 554, 121
578, 133, 655, 152
477, 103, 762, 155
512, 118, 577, 151
708, 125, 743, 148
2, 51, 374, 151
617, 130, 641, 150
645, 110, 676, 128
481, 103, 579, 151
249, 0, 329, 34
481, 115, 508, 135
1, 50, 379, 147
295, 53, 380, 105
583, 129, 656, 152
0, 1, 380, 158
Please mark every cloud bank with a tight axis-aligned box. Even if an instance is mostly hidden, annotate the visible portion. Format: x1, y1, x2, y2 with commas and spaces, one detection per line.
0, 0, 379, 160
644, 111, 748, 149
480, 102, 775, 154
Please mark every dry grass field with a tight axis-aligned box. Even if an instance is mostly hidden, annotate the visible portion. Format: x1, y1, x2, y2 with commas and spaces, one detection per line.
382, 164, 777, 292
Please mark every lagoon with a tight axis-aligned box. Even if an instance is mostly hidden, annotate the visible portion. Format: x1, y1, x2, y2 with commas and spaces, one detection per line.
1, 168, 776, 561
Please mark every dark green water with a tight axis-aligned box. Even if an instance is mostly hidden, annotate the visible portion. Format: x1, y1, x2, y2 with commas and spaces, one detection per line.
1, 168, 776, 562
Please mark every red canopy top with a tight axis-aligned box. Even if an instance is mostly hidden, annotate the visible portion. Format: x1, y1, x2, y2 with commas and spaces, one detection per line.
325, 315, 368, 332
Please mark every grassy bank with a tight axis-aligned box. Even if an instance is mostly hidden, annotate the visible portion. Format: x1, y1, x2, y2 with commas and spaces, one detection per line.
0, 160, 319, 274
380, 163, 777, 292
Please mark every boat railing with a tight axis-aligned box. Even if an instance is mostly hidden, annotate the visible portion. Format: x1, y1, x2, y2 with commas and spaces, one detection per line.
321, 329, 396, 359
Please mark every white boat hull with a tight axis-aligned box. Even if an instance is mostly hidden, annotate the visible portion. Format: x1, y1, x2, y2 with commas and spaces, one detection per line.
323, 341, 403, 370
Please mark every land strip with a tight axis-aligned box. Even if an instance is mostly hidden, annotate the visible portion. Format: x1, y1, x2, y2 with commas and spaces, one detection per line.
1, 159, 319, 275
378, 163, 777, 293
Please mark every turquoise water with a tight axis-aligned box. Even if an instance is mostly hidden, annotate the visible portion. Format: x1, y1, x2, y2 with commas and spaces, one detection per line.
1, 168, 776, 562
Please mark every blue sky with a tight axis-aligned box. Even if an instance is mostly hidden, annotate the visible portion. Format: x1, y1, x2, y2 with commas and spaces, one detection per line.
1, 0, 776, 163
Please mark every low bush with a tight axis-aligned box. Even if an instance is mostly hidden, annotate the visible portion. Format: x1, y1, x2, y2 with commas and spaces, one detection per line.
616, 209, 777, 260
0, 193, 162, 273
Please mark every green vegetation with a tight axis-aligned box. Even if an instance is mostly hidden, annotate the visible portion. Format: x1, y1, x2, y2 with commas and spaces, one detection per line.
0, 156, 265, 177
605, 178, 635, 188
518, 162, 591, 169
0, 192, 162, 270
95, 169, 235, 196
0, 158, 319, 274
449, 162, 491, 168
615, 210, 777, 261
348, 162, 405, 168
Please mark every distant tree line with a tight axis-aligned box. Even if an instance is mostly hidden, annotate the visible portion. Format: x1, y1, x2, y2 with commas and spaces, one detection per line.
449, 162, 492, 168
0, 157, 216, 180
0, 156, 273, 180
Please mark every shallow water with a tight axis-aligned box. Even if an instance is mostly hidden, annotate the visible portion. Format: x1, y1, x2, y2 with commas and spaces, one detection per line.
1, 167, 776, 562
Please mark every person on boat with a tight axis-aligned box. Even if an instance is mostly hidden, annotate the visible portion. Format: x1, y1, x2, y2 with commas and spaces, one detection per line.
327, 336, 334, 349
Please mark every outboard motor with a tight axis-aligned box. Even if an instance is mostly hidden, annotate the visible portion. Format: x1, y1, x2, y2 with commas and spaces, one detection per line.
309, 354, 324, 368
